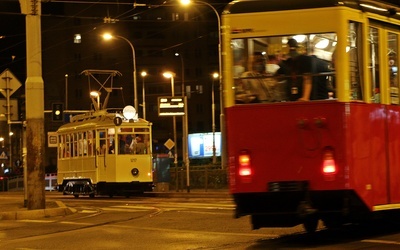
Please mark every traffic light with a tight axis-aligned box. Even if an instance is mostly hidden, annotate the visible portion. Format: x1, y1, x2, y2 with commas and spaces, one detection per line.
52, 103, 64, 122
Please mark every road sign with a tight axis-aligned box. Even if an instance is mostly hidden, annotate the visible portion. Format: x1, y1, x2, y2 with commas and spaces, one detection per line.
158, 96, 185, 116
0, 69, 22, 97
164, 139, 175, 150
0, 151, 8, 160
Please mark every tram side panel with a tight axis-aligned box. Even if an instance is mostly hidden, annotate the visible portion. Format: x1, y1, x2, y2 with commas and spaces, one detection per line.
227, 101, 391, 227
346, 103, 388, 208
386, 105, 400, 204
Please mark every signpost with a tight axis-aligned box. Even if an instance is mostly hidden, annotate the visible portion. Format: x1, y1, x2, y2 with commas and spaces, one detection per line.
158, 97, 185, 116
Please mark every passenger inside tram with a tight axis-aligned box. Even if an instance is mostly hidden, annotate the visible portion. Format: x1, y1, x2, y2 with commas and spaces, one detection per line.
233, 33, 336, 103
276, 38, 331, 101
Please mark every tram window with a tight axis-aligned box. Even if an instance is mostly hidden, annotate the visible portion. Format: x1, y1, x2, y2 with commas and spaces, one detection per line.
73, 134, 78, 157
66, 135, 71, 158
369, 26, 380, 103
232, 33, 335, 103
58, 135, 64, 159
107, 134, 115, 154
87, 130, 94, 156
119, 128, 133, 133
389, 32, 399, 105
98, 130, 107, 155
78, 133, 83, 156
346, 22, 364, 102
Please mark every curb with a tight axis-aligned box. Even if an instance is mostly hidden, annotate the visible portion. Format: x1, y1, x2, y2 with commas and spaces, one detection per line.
0, 201, 77, 220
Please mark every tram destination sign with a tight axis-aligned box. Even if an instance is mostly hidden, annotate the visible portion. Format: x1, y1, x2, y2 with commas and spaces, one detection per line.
158, 96, 186, 116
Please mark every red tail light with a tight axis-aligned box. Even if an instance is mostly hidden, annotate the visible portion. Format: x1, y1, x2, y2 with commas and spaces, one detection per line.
238, 150, 252, 182
322, 147, 336, 180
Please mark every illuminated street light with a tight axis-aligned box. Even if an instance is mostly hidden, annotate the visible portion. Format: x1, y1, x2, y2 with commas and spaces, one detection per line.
141, 71, 147, 120
103, 33, 138, 111
180, 0, 225, 169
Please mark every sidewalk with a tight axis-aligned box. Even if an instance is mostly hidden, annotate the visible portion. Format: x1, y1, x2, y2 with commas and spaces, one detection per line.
0, 192, 76, 220
0, 189, 230, 220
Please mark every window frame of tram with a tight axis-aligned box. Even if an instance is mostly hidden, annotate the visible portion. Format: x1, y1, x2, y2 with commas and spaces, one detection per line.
369, 25, 381, 103
231, 32, 337, 103
367, 23, 400, 105
114, 127, 151, 155
388, 32, 399, 105
348, 21, 363, 101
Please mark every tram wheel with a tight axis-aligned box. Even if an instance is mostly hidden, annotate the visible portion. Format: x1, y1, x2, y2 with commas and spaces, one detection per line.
303, 216, 318, 233
89, 193, 95, 198
74, 194, 79, 198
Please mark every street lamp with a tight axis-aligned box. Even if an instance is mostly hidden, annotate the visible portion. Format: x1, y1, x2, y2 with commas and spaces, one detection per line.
102, 33, 138, 111
174, 52, 190, 192
212, 72, 218, 164
141, 71, 147, 120
180, 0, 225, 169
65, 74, 68, 110
163, 72, 178, 171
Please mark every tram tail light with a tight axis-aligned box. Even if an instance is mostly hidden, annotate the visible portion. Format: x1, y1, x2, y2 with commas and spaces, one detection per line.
322, 147, 336, 180
238, 150, 252, 183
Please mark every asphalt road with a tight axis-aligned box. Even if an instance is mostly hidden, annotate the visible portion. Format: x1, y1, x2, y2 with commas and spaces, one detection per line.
1, 192, 400, 249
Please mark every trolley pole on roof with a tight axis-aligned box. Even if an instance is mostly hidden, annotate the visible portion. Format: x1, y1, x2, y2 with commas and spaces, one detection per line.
19, 0, 46, 210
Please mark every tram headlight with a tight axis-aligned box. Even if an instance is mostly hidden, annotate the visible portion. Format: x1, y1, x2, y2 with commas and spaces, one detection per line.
131, 168, 139, 176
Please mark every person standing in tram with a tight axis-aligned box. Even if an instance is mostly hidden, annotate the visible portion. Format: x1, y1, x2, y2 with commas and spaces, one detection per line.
277, 38, 330, 101
237, 52, 284, 103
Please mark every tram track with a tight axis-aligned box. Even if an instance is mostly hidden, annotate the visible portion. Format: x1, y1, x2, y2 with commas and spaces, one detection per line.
0, 205, 163, 244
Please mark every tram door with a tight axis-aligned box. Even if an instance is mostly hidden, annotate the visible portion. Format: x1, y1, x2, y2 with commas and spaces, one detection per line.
96, 129, 108, 182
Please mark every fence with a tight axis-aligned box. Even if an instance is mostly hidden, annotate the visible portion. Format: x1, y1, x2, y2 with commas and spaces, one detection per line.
168, 165, 228, 192
0, 174, 57, 192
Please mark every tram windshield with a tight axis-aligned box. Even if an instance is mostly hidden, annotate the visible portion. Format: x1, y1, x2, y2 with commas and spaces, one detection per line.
232, 32, 337, 103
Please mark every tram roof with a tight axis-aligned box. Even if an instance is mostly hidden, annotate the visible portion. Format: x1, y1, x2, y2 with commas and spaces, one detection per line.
223, 0, 400, 16
56, 110, 151, 133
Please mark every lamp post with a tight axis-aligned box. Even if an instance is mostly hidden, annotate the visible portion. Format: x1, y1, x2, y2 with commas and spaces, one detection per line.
103, 33, 138, 111
141, 71, 147, 120
175, 52, 190, 192
180, 0, 225, 169
65, 74, 68, 110
163, 72, 178, 180
212, 72, 218, 164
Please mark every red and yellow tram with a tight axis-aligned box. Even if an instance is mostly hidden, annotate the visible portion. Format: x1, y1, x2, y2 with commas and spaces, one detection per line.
222, 0, 400, 232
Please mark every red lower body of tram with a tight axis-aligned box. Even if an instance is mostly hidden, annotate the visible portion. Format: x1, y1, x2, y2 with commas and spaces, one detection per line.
227, 101, 400, 232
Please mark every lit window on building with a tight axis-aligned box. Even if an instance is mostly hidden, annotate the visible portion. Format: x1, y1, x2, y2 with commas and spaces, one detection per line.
74, 34, 81, 44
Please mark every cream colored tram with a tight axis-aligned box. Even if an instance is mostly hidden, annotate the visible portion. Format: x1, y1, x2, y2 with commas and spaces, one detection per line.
57, 107, 153, 198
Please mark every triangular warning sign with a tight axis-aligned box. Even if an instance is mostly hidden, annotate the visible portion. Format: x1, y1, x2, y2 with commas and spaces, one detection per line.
0, 151, 8, 159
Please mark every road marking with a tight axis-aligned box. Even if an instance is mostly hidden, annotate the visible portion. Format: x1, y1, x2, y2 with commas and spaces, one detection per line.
19, 219, 54, 223
59, 221, 93, 226
79, 209, 99, 214
361, 239, 400, 245
101, 206, 158, 213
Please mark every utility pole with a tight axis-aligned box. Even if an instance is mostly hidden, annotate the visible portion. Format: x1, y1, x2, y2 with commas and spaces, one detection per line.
19, 0, 46, 209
